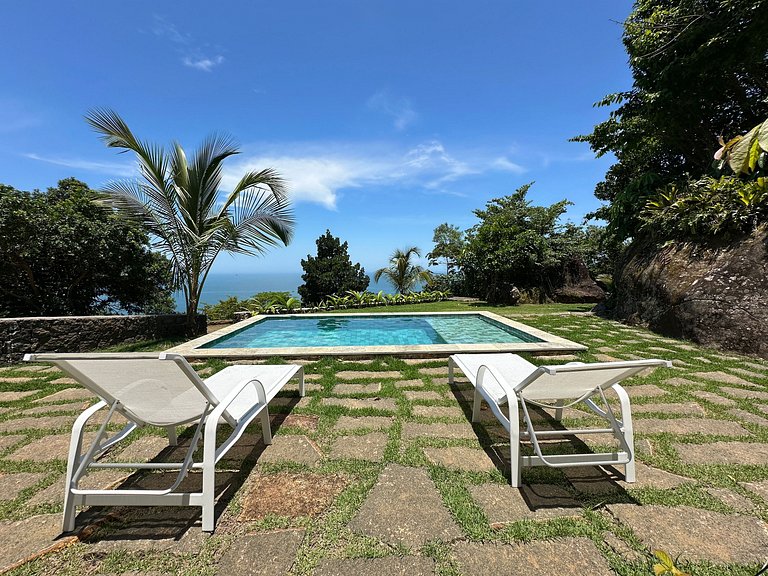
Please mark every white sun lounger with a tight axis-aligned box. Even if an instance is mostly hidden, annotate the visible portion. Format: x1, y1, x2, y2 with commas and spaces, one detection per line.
23, 352, 304, 533
448, 353, 671, 486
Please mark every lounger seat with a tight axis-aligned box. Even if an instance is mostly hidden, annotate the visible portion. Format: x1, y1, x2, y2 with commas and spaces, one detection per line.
23, 352, 304, 533
449, 353, 671, 487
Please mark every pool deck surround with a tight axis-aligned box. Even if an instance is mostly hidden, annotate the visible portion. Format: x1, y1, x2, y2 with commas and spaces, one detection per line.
167, 311, 587, 359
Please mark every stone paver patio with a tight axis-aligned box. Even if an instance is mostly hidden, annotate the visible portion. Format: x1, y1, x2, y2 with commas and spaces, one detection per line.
1, 312, 768, 574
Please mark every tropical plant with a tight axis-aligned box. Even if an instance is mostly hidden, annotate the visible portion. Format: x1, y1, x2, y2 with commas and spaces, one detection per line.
0, 178, 174, 317
298, 230, 369, 305
640, 176, 768, 240
85, 109, 294, 333
374, 246, 432, 294
715, 116, 768, 185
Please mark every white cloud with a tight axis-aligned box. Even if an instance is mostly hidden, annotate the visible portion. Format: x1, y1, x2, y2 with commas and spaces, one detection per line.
223, 140, 524, 209
367, 92, 417, 131
23, 153, 136, 177
183, 55, 225, 72
26, 140, 527, 210
492, 156, 526, 174
150, 15, 224, 72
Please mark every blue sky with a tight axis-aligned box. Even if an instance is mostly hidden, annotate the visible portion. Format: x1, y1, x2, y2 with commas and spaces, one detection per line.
1, 1, 633, 276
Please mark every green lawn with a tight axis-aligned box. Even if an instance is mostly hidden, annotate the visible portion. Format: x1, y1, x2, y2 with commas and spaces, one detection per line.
2, 305, 767, 575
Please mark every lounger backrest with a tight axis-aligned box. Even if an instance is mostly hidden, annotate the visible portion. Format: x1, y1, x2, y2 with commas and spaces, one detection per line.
518, 360, 671, 401
24, 353, 215, 427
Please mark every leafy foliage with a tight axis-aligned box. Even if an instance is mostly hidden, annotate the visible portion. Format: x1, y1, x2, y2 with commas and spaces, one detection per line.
298, 230, 369, 305
640, 176, 768, 240
374, 247, 432, 294
427, 223, 465, 274
86, 109, 294, 332
461, 183, 588, 303
0, 178, 174, 316
574, 0, 768, 241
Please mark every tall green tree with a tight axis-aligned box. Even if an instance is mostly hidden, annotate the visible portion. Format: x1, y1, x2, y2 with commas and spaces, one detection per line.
298, 230, 369, 305
574, 0, 768, 241
0, 178, 174, 316
86, 109, 294, 332
374, 246, 431, 294
427, 223, 464, 274
461, 183, 576, 303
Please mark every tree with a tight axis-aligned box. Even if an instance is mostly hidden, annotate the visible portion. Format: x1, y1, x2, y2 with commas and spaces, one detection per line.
427, 223, 464, 274
461, 183, 576, 303
574, 0, 768, 241
374, 246, 431, 294
298, 230, 369, 304
86, 109, 294, 333
0, 178, 174, 316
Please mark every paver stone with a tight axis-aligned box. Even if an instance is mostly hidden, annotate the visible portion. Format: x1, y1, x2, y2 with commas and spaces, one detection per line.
330, 433, 388, 461
216, 530, 305, 576
333, 416, 394, 431
674, 441, 768, 465
349, 464, 460, 548
0, 514, 71, 572
607, 503, 768, 564
470, 483, 581, 524
452, 538, 613, 575
423, 446, 496, 472
258, 435, 322, 465
314, 556, 435, 576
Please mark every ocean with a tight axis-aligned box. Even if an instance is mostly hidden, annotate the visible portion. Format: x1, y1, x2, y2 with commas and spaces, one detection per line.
173, 272, 396, 312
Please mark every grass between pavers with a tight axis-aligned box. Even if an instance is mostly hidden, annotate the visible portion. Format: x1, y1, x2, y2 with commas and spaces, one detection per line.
2, 306, 768, 575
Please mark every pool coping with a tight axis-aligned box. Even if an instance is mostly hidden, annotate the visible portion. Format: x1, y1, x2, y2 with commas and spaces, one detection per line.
167, 311, 587, 358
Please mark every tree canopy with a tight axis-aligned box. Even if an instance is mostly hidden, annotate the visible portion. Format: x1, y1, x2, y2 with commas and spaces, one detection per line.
574, 0, 768, 241
0, 178, 174, 316
461, 183, 597, 303
427, 223, 464, 274
86, 109, 294, 332
298, 230, 369, 305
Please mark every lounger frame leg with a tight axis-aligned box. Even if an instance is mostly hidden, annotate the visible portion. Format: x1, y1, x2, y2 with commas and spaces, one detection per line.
202, 413, 218, 532
471, 387, 482, 423
261, 406, 273, 445
62, 401, 107, 533
614, 385, 635, 482
166, 426, 178, 446
509, 396, 522, 487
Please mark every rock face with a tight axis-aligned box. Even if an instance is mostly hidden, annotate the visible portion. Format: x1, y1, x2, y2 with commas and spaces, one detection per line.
612, 225, 768, 357
552, 257, 606, 303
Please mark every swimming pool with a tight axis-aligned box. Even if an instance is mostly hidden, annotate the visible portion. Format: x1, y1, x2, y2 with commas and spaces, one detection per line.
202, 313, 542, 348
170, 311, 586, 358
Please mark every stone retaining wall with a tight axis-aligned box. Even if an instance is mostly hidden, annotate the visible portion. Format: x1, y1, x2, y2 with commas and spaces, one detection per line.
0, 314, 206, 364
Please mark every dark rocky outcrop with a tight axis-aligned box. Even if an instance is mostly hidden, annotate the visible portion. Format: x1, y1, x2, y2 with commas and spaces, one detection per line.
612, 225, 768, 357
551, 257, 606, 303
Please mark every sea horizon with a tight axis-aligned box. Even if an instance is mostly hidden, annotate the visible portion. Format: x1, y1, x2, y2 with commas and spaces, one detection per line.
174, 272, 396, 312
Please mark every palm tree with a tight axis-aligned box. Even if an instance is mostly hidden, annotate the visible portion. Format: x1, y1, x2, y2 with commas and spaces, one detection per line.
374, 246, 432, 294
86, 109, 294, 333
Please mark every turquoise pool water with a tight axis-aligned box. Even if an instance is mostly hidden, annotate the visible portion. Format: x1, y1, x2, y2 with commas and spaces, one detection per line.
201, 314, 543, 349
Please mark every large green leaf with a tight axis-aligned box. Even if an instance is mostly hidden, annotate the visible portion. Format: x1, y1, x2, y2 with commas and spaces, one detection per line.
728, 126, 758, 174
757, 118, 768, 151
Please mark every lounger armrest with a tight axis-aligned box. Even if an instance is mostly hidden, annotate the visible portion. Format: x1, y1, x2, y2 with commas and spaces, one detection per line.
477, 364, 518, 406
209, 377, 269, 424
